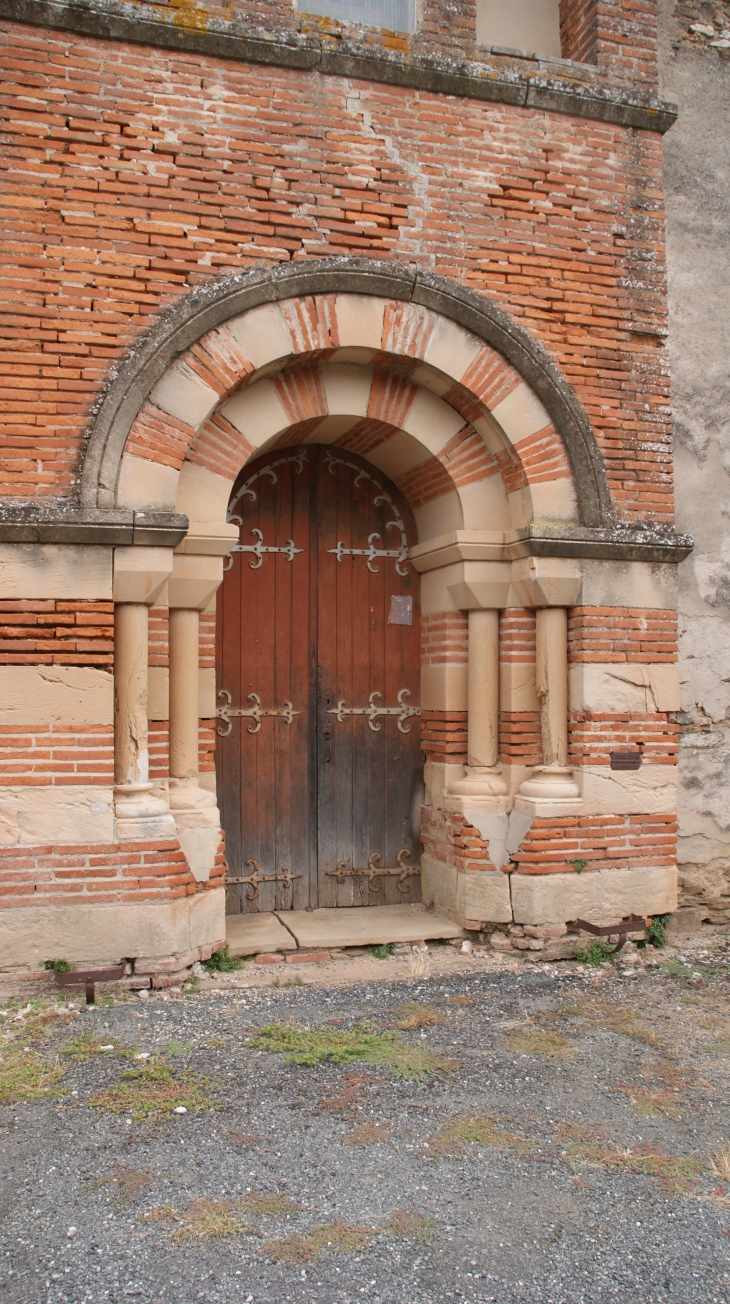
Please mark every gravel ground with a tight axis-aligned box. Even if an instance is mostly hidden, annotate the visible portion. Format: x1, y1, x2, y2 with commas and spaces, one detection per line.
1, 933, 729, 1304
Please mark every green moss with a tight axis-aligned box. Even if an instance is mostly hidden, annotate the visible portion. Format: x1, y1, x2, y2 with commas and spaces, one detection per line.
90, 1060, 217, 1121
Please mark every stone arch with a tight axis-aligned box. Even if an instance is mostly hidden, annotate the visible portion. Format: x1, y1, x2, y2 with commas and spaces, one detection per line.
81, 259, 614, 530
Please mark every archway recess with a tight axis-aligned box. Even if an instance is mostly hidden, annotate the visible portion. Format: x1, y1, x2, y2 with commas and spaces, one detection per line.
81, 259, 613, 532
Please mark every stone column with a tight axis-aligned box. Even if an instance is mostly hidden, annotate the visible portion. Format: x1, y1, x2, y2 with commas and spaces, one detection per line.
516, 607, 581, 813
450, 609, 506, 798
113, 548, 176, 839
166, 555, 224, 881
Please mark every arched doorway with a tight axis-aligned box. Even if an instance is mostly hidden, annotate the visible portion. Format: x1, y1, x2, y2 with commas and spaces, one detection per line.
217, 444, 422, 914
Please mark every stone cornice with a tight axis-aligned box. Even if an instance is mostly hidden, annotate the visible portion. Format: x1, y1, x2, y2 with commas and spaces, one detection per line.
0, 509, 693, 562
0, 0, 678, 134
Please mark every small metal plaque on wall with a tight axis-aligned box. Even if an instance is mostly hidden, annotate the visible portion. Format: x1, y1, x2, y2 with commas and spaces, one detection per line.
610, 751, 642, 770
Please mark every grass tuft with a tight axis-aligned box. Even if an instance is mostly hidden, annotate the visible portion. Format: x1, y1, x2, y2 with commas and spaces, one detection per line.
203, 947, 246, 974
341, 1118, 392, 1147
91, 1165, 153, 1208
263, 1218, 374, 1263
371, 944, 394, 960
394, 1001, 446, 1030
616, 1086, 683, 1120
384, 1209, 437, 1244
555, 1123, 703, 1193
575, 938, 615, 965
506, 1027, 573, 1059
427, 1114, 532, 1159
0, 1043, 63, 1105
90, 1059, 216, 1121
251, 1022, 453, 1081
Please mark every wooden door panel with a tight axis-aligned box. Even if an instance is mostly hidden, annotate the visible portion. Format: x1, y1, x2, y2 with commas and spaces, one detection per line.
218, 442, 421, 913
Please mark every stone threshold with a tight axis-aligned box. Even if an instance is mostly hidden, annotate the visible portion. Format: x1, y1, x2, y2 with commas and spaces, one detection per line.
225, 904, 464, 958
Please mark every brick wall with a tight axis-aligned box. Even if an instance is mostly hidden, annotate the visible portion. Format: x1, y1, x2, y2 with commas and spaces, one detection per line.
421, 612, 468, 666
0, 22, 671, 523
421, 711, 468, 764
0, 601, 114, 665
512, 813, 677, 874
568, 607, 678, 662
568, 712, 679, 765
0, 838, 225, 908
560, 0, 598, 62
0, 723, 113, 785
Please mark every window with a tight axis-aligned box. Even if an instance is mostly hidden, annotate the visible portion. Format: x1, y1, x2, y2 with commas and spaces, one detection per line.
476, 0, 562, 58
295, 0, 418, 34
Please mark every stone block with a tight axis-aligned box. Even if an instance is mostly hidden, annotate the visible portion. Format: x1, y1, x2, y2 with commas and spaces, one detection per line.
112, 545, 173, 604
0, 785, 115, 846
665, 907, 708, 940
256, 953, 285, 964
0, 665, 113, 725
512, 865, 678, 927
0, 544, 112, 600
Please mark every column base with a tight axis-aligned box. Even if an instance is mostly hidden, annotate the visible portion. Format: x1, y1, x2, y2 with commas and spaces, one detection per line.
514, 765, 582, 817
114, 783, 177, 841
446, 766, 509, 815
168, 777, 221, 882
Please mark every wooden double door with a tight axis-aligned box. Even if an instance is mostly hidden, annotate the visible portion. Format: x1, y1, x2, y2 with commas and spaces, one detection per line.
217, 444, 422, 914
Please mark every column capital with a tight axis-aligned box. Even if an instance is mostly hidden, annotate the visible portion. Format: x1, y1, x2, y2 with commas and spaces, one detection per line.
168, 554, 224, 610
112, 546, 173, 604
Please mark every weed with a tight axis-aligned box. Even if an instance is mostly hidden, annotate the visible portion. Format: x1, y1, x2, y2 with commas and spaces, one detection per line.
660, 958, 721, 979
263, 1218, 374, 1263
707, 1037, 730, 1055
371, 944, 394, 960
555, 1123, 703, 1193
321, 1070, 377, 1112
226, 1130, 262, 1147
616, 1086, 683, 1120
0, 1043, 63, 1105
203, 948, 246, 974
91, 1165, 152, 1208
575, 938, 614, 966
272, 977, 305, 989
556, 1004, 590, 1020
341, 1118, 392, 1147
64, 1033, 102, 1062
446, 995, 474, 1007
506, 1027, 573, 1059
43, 958, 73, 973
251, 1023, 453, 1082
384, 1210, 437, 1244
406, 948, 431, 978
165, 1041, 193, 1057
599, 1010, 664, 1048
710, 1145, 730, 1182
642, 914, 671, 949
427, 1114, 531, 1159
572, 859, 589, 874
207, 1038, 226, 1048
394, 1001, 445, 1030
185, 976, 201, 993
90, 1060, 216, 1121
148, 1197, 248, 1243
241, 1192, 301, 1218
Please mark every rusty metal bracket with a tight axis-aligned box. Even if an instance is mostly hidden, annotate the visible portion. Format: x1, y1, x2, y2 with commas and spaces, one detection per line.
327, 847, 420, 894
327, 688, 421, 734
575, 914, 647, 954
55, 965, 125, 1005
226, 859, 302, 901
216, 689, 300, 737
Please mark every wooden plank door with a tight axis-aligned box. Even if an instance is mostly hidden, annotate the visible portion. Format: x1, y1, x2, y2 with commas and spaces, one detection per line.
315, 447, 422, 906
217, 444, 421, 912
217, 449, 315, 913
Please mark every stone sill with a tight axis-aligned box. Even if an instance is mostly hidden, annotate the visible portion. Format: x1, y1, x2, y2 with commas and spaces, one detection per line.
0, 0, 678, 134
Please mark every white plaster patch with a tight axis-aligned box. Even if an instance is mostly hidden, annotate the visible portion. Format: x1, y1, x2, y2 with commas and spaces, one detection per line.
226, 304, 292, 370
492, 382, 551, 444
149, 362, 219, 429
221, 379, 289, 447
0, 665, 113, 724
0, 545, 112, 600
0, 786, 115, 846
117, 453, 180, 511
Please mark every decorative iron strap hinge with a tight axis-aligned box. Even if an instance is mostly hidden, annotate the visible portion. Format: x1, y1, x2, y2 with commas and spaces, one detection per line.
327, 688, 420, 734
227, 859, 302, 901
223, 527, 304, 572
216, 689, 300, 736
327, 848, 419, 894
